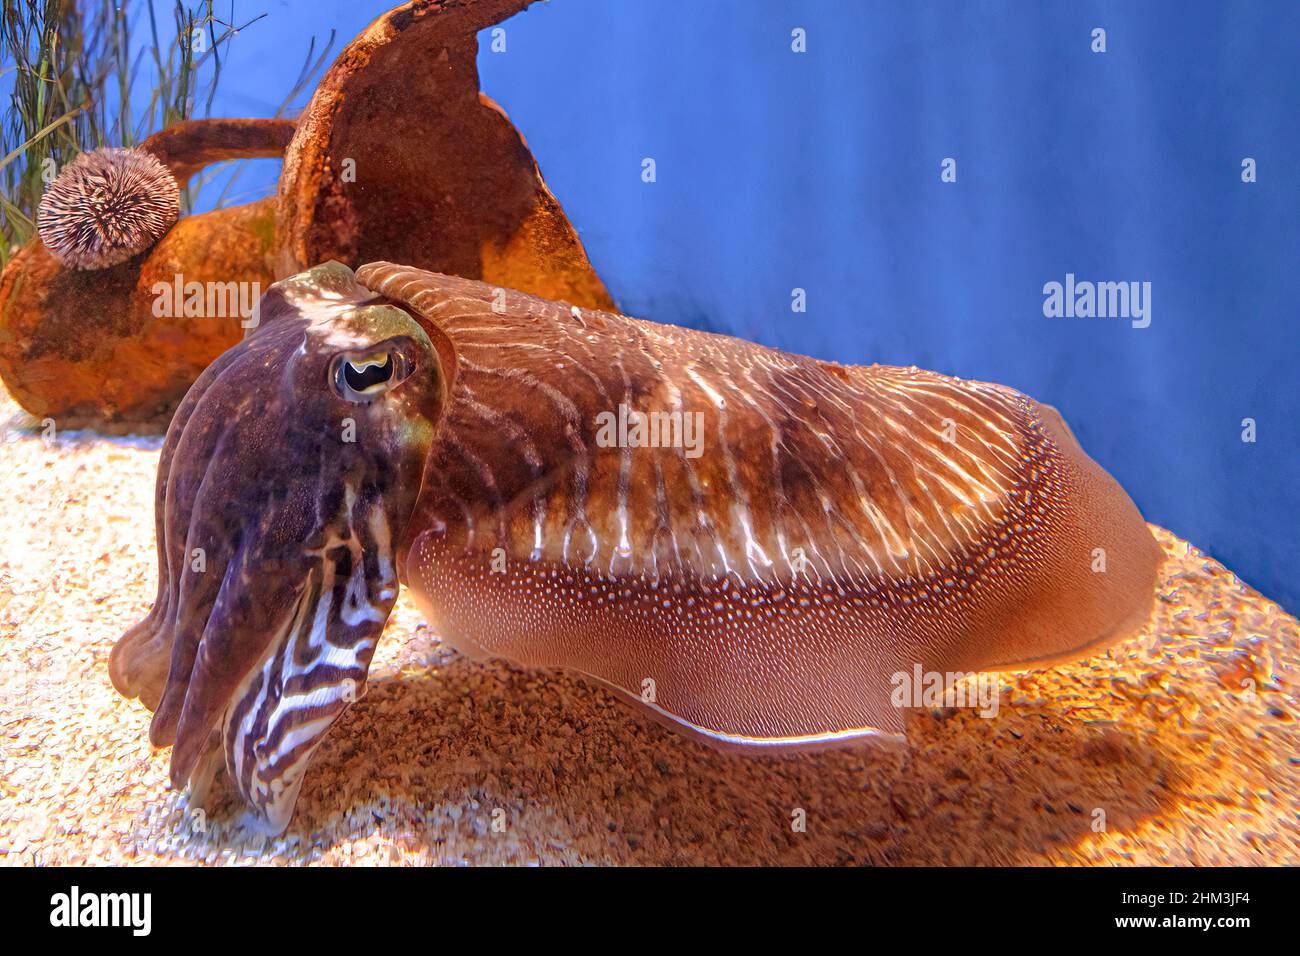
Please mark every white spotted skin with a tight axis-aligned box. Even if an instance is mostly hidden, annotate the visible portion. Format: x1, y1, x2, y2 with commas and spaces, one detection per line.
361, 263, 1162, 745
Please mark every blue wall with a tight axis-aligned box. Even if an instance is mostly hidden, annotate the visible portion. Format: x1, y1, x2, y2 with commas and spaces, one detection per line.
51, 2, 1300, 609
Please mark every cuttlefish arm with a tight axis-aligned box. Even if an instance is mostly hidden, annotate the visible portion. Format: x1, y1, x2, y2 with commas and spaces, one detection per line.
112, 261, 1159, 833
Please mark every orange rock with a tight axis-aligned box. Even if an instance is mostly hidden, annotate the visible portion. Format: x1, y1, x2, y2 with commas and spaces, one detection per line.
276, 0, 614, 311
0, 199, 277, 426
0, 0, 611, 427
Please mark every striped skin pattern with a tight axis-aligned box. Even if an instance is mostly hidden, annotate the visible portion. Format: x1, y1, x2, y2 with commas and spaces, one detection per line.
113, 261, 1159, 833
112, 263, 444, 833
363, 263, 1160, 752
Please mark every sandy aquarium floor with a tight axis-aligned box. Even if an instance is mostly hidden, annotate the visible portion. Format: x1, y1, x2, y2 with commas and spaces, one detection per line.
1, 388, 1297, 867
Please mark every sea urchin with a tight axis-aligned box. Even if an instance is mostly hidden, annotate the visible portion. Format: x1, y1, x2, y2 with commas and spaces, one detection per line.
37, 147, 180, 270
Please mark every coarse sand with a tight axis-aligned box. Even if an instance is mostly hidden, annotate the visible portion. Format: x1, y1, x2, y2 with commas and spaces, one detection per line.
1, 388, 1296, 866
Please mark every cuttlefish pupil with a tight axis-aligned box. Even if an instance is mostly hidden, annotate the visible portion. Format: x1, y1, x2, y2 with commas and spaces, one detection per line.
335, 351, 403, 398
111, 260, 1160, 835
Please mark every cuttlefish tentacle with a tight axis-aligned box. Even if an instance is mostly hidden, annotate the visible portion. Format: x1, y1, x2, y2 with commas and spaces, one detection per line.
111, 340, 254, 713
113, 261, 1160, 833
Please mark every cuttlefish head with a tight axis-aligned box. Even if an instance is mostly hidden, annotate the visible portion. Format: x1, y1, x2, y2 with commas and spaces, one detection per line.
110, 261, 453, 834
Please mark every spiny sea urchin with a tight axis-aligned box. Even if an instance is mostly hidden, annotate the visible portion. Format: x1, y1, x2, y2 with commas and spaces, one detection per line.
37, 147, 180, 270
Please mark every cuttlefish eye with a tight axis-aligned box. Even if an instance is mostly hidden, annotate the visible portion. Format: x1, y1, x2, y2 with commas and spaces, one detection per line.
331, 348, 411, 401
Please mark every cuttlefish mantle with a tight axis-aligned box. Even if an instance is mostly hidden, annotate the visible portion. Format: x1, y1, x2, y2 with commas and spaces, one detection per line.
111, 260, 1161, 834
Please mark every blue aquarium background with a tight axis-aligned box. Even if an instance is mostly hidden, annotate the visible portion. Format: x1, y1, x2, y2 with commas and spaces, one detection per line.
58, 1, 1300, 611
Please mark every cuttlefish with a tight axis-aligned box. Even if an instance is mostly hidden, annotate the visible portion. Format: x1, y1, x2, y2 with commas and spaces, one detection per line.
110, 261, 1160, 834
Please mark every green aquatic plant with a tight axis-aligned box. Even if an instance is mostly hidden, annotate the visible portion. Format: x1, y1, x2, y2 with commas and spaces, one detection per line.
2, 1, 230, 262
0, 0, 332, 267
